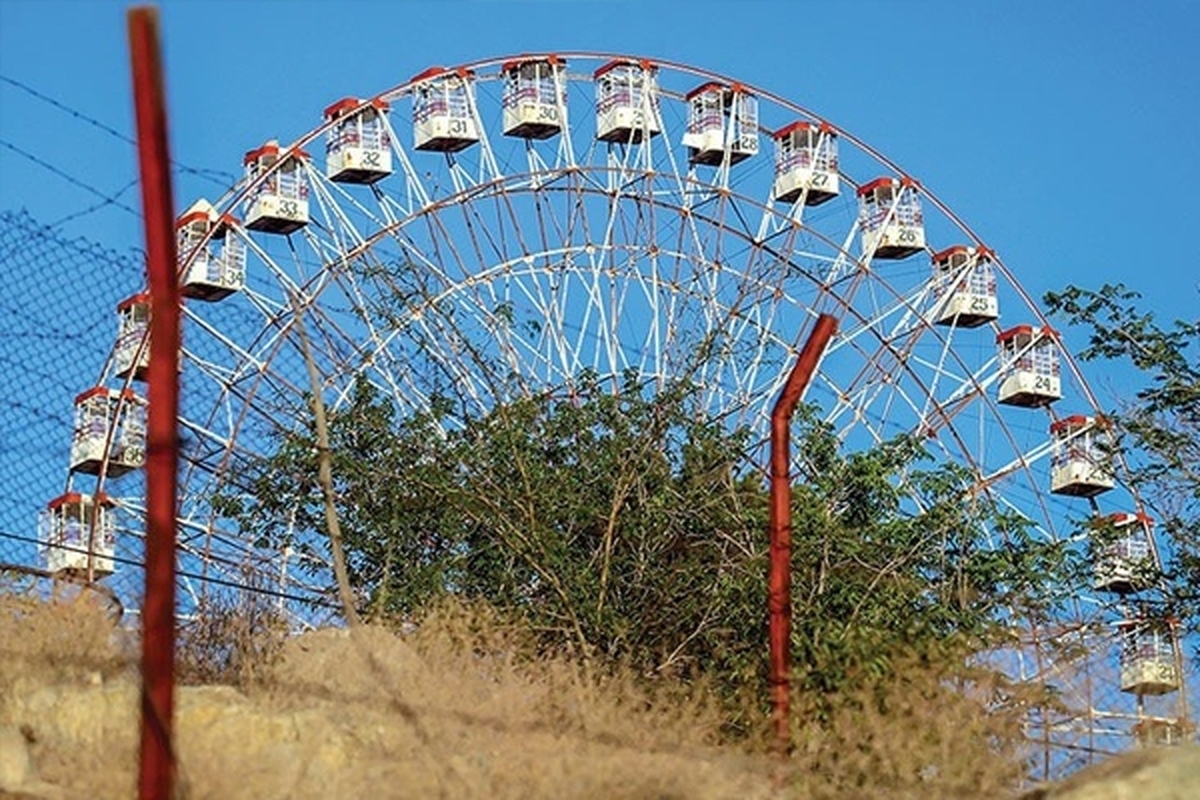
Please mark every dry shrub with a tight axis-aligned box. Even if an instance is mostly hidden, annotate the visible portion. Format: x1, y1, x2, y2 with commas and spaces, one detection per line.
407, 599, 727, 751
782, 652, 1026, 799
0, 583, 130, 688
242, 599, 776, 799
405, 604, 1028, 799
0, 590, 1033, 799
176, 591, 289, 689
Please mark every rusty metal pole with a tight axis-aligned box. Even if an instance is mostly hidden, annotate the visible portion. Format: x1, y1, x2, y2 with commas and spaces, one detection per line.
129, 7, 180, 798
769, 313, 837, 750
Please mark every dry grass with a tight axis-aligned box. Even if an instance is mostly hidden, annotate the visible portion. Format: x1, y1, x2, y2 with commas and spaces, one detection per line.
0, 592, 1032, 799
783, 657, 1026, 798
247, 600, 768, 799
404, 601, 728, 750
175, 593, 289, 689
0, 583, 131, 687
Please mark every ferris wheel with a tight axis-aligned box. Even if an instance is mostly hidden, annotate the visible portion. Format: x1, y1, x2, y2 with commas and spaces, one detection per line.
42, 53, 1190, 777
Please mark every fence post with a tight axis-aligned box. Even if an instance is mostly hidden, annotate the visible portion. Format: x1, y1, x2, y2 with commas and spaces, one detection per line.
768, 313, 836, 751
128, 7, 180, 798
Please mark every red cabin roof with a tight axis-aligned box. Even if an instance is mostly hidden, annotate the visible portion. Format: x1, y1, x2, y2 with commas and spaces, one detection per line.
996, 324, 1059, 343
501, 54, 562, 73
772, 120, 835, 140
932, 244, 995, 264
116, 293, 151, 312
243, 142, 308, 166
1114, 617, 1178, 630
411, 65, 447, 83
410, 65, 474, 84
323, 97, 390, 120
47, 491, 113, 509
856, 176, 918, 197
685, 81, 728, 101
243, 141, 279, 165
1049, 414, 1094, 435
996, 324, 1035, 342
74, 386, 139, 405
593, 58, 654, 79
175, 209, 214, 229
1109, 511, 1154, 527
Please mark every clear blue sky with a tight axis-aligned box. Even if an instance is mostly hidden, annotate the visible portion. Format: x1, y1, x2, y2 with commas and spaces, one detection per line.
1, 0, 1197, 359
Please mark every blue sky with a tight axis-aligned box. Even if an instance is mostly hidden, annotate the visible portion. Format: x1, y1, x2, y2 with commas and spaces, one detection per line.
1, 0, 1198, 377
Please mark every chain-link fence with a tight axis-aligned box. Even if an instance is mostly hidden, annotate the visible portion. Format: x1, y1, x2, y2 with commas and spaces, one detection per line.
0, 207, 338, 626
0, 208, 144, 594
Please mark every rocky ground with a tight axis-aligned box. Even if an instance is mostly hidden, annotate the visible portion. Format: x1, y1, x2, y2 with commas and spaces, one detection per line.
2, 595, 1197, 799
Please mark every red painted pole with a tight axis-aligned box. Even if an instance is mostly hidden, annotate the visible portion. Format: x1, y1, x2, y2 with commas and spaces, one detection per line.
128, 8, 180, 799
769, 313, 836, 750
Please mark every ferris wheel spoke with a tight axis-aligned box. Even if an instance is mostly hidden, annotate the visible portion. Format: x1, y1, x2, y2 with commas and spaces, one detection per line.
377, 111, 431, 212
304, 168, 375, 253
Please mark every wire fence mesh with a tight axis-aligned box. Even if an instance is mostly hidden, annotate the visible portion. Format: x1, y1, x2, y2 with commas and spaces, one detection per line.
0, 207, 339, 627
0, 208, 151, 617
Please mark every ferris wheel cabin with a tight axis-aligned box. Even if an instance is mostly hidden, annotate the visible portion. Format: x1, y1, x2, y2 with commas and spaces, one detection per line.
69, 387, 146, 478
772, 121, 839, 206
114, 293, 150, 382
931, 245, 1000, 328
682, 82, 759, 167
1132, 718, 1190, 748
996, 325, 1062, 407
1094, 512, 1155, 595
324, 98, 393, 184
858, 177, 925, 259
1049, 415, 1114, 497
39, 492, 116, 576
177, 200, 245, 301
411, 67, 480, 153
1117, 620, 1181, 696
594, 60, 661, 144
502, 57, 567, 140
242, 141, 310, 235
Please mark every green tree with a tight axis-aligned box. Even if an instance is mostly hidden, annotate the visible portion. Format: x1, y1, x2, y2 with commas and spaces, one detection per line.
220, 373, 1073, 704
1045, 283, 1200, 634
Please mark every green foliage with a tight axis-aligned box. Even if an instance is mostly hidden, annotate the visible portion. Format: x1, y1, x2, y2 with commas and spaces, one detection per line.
785, 410, 1071, 705
221, 374, 1072, 707
1045, 283, 1200, 627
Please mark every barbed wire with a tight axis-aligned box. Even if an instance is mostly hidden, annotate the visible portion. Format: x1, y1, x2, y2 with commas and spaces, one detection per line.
0, 73, 236, 186
0, 138, 141, 217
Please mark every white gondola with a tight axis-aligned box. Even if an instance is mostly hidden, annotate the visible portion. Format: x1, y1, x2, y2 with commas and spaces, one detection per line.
996, 325, 1061, 407
69, 387, 146, 478
502, 57, 566, 140
411, 67, 479, 153
1050, 415, 1114, 497
681, 82, 758, 166
1132, 718, 1189, 748
114, 293, 150, 382
858, 177, 925, 259
324, 97, 392, 184
594, 59, 661, 144
772, 121, 838, 206
1094, 512, 1155, 594
39, 492, 115, 576
1118, 620, 1180, 696
178, 199, 246, 301
242, 141, 309, 234
931, 245, 999, 328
